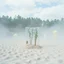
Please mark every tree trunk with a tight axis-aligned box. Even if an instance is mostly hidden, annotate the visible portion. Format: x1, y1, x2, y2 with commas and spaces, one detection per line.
35, 38, 36, 46
30, 39, 32, 45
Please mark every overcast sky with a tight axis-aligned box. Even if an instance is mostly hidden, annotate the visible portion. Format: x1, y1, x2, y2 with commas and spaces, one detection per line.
0, 0, 64, 20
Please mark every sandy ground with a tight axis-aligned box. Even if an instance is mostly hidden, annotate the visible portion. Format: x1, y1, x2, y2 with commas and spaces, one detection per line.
0, 38, 64, 64
0, 42, 64, 64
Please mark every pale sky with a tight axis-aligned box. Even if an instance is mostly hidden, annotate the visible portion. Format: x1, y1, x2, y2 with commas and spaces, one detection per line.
0, 0, 64, 20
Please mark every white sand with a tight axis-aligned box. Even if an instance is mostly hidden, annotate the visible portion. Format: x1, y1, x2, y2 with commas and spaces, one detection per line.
0, 43, 64, 64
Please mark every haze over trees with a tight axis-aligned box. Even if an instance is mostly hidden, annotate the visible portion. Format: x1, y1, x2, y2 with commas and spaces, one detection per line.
0, 15, 64, 33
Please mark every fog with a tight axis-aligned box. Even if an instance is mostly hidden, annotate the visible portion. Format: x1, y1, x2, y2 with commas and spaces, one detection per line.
0, 23, 64, 48
39, 24, 64, 45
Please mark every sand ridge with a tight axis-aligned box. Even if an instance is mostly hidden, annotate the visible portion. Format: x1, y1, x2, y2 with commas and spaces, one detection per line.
0, 44, 64, 64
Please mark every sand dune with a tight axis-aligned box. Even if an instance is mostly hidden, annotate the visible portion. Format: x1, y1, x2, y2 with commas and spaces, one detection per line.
0, 43, 64, 64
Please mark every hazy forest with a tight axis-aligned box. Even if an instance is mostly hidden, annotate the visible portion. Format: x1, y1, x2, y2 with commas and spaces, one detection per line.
0, 15, 64, 33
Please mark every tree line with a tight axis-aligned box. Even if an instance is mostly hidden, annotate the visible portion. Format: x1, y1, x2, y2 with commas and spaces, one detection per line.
0, 15, 64, 33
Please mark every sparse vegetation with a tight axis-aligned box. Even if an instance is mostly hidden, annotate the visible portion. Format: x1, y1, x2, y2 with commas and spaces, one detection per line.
28, 28, 34, 45
34, 29, 38, 46
28, 28, 38, 46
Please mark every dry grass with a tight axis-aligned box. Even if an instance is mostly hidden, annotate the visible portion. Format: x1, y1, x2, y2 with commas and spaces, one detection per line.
25, 44, 42, 49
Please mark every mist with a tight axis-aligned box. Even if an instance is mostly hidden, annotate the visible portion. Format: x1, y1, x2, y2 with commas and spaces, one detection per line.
38, 24, 64, 45
0, 21, 64, 49
0, 16, 64, 49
